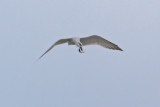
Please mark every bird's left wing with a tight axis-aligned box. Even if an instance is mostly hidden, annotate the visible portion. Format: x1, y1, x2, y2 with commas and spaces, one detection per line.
38, 38, 71, 59
80, 35, 123, 51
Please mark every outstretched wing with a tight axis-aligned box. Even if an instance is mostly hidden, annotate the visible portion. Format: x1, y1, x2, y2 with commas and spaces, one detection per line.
39, 38, 71, 59
80, 35, 123, 51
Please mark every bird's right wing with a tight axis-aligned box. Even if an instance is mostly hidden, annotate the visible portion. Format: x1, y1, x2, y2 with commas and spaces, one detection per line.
80, 35, 123, 51
38, 38, 71, 59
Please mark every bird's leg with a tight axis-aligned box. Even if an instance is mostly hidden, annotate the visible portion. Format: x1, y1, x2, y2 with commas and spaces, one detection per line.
79, 47, 84, 53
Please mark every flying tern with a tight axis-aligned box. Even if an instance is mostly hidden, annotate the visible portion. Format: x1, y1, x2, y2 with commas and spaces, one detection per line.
39, 35, 123, 59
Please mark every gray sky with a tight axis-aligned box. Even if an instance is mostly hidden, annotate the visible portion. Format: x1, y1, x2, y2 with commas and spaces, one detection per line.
0, 0, 160, 107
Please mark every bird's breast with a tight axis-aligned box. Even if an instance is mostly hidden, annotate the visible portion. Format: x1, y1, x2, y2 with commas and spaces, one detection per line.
72, 37, 81, 47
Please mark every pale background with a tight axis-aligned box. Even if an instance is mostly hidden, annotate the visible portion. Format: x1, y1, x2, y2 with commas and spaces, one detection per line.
0, 0, 160, 107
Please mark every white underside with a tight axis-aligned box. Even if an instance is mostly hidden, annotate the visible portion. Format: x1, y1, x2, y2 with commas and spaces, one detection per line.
72, 37, 82, 47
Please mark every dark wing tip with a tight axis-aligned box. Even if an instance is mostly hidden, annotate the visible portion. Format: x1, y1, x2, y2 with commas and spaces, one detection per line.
114, 44, 123, 51
118, 47, 123, 51
38, 54, 45, 60
36, 54, 45, 61
37, 48, 52, 60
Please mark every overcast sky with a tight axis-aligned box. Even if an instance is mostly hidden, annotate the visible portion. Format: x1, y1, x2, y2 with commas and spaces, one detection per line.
0, 0, 160, 107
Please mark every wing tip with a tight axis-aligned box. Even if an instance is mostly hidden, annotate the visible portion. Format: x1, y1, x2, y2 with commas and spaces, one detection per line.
37, 52, 46, 60
38, 56, 43, 60
118, 47, 123, 51
112, 45, 123, 51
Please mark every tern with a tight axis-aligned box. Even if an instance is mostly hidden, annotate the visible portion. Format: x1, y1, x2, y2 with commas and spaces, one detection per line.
39, 35, 123, 59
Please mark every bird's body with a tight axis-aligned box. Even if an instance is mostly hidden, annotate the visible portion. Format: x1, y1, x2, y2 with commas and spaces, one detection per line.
39, 35, 123, 59
71, 37, 82, 47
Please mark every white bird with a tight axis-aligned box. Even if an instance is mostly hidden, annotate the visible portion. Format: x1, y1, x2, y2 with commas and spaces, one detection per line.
39, 35, 123, 59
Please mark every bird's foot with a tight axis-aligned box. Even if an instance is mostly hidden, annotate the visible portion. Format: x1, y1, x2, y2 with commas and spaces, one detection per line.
79, 47, 85, 53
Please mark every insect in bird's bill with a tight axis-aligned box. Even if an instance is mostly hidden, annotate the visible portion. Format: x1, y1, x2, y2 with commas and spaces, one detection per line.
38, 35, 123, 59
